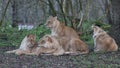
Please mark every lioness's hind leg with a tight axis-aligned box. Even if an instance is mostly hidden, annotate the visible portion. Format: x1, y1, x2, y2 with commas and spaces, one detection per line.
79, 51, 89, 54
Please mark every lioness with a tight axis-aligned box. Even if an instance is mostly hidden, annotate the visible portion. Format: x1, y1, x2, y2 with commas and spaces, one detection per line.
92, 25, 118, 52
45, 16, 89, 55
6, 34, 37, 55
25, 35, 65, 56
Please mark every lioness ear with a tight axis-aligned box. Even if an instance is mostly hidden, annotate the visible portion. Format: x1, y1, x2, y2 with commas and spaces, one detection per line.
54, 16, 57, 20
92, 24, 95, 28
47, 36, 52, 43
48, 16, 53, 19
27, 34, 30, 37
93, 26, 100, 32
28, 34, 35, 40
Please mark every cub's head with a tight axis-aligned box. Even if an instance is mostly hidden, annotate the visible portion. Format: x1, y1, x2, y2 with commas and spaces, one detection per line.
27, 34, 36, 47
45, 16, 59, 29
38, 35, 53, 48
91, 25, 104, 34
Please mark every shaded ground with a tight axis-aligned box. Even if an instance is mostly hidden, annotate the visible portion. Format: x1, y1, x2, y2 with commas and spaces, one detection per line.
0, 46, 120, 68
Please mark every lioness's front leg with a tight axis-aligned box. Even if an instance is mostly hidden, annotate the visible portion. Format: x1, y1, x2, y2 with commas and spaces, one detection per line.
24, 52, 39, 56
5, 49, 18, 53
15, 49, 31, 55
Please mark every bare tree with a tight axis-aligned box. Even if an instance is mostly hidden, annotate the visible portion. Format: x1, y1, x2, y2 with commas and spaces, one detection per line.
48, 0, 56, 16
11, 0, 19, 27
109, 0, 120, 46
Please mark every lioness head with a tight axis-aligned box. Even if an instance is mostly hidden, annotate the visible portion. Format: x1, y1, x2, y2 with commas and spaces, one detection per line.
92, 25, 104, 34
45, 16, 59, 29
38, 35, 53, 48
27, 34, 36, 48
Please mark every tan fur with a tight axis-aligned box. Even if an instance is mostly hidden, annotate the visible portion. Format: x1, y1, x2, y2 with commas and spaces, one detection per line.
92, 25, 118, 52
68, 38, 89, 55
45, 16, 89, 55
25, 35, 65, 56
45, 16, 79, 39
53, 36, 69, 52
5, 34, 37, 55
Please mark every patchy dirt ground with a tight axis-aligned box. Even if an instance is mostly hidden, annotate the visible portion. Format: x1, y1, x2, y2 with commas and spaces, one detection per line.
0, 46, 120, 68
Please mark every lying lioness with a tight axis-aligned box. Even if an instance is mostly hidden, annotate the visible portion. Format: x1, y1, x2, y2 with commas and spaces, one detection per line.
6, 34, 37, 55
25, 35, 65, 56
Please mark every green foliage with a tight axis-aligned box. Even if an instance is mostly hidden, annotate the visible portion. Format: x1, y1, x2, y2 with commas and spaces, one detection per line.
0, 25, 50, 47
0, 20, 111, 47
93, 20, 111, 31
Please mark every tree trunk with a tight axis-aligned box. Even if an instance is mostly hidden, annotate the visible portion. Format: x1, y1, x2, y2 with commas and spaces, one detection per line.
109, 0, 120, 46
48, 0, 56, 16
11, 0, 18, 27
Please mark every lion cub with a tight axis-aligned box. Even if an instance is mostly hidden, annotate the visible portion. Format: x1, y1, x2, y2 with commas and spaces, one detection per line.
26, 35, 65, 56
92, 25, 118, 52
45, 16, 89, 55
6, 34, 37, 55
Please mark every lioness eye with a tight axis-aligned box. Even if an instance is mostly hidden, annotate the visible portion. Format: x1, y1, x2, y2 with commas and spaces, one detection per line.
48, 21, 51, 23
48, 21, 53, 24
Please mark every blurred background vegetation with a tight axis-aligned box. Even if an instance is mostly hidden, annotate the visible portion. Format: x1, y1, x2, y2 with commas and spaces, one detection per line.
0, 0, 120, 47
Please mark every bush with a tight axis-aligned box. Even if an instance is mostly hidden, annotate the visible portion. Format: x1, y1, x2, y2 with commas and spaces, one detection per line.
0, 25, 50, 47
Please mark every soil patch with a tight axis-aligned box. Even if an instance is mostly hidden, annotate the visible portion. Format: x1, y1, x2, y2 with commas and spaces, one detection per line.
0, 46, 120, 68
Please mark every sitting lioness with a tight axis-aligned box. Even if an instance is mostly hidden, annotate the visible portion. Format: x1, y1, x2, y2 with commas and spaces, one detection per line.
45, 16, 89, 55
92, 25, 118, 52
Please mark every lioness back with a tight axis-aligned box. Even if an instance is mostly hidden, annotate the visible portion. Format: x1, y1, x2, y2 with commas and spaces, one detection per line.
64, 25, 80, 39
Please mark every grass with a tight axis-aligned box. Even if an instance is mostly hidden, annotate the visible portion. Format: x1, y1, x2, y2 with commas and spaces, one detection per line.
67, 52, 120, 68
